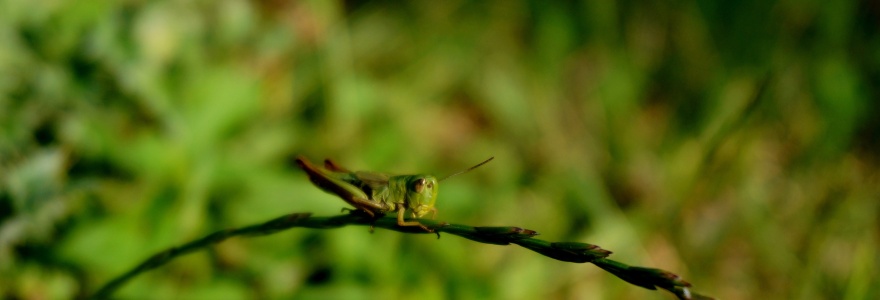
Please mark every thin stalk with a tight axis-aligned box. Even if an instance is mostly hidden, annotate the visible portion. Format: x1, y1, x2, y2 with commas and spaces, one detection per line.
92, 212, 712, 300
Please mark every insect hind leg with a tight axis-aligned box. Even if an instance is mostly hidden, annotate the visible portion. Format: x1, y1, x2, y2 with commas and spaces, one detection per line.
324, 159, 351, 172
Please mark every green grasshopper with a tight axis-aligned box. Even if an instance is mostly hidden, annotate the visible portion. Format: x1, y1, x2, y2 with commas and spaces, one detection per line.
296, 156, 494, 232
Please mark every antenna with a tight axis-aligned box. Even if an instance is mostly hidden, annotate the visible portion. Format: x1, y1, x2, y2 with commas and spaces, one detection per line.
439, 157, 494, 182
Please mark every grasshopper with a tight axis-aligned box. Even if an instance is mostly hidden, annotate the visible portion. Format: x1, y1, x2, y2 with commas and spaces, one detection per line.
296, 156, 494, 232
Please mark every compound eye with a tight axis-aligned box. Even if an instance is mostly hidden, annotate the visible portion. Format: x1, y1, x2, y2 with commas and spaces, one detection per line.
414, 178, 426, 192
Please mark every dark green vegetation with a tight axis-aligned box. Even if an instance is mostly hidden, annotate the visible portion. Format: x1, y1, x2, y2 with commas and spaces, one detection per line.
2, 0, 878, 299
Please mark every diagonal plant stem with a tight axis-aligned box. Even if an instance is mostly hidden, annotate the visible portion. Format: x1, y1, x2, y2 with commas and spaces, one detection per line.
91, 212, 713, 300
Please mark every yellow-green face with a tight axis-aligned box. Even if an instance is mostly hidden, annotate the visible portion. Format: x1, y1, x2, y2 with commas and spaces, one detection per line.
406, 176, 438, 217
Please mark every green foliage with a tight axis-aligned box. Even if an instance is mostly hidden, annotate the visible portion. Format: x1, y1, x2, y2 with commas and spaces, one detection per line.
2, 0, 878, 299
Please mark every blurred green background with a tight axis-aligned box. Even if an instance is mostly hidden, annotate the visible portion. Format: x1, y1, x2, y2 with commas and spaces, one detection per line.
2, 0, 879, 299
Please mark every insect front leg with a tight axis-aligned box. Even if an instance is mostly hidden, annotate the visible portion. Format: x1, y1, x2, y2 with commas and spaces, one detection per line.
396, 207, 432, 232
